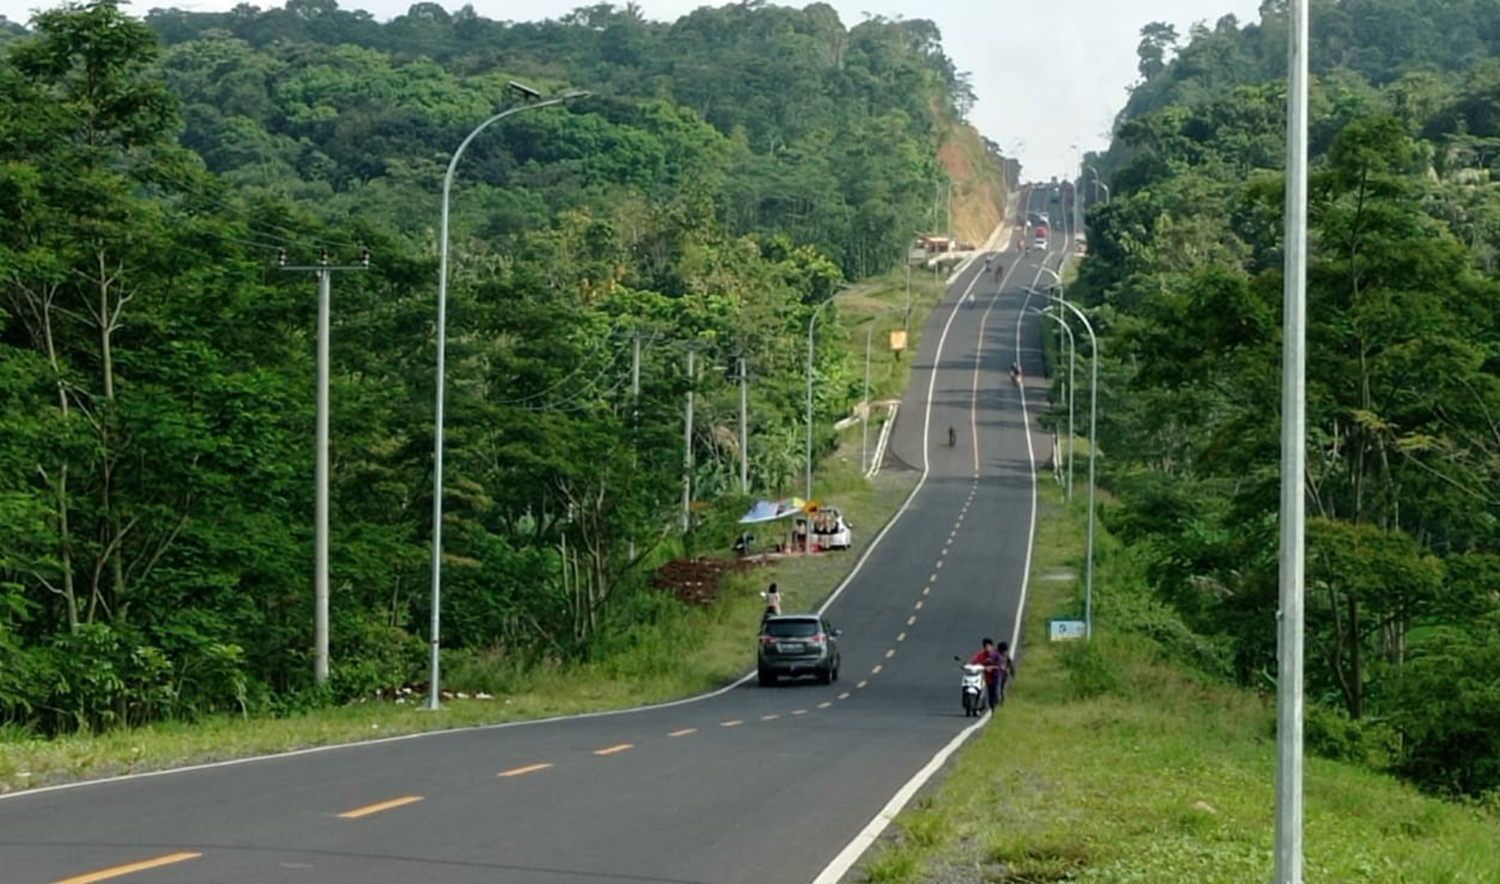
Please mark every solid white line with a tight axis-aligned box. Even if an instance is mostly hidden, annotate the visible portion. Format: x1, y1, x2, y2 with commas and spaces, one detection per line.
809, 714, 989, 884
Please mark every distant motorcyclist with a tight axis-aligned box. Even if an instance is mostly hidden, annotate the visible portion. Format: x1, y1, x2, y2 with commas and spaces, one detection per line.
1011, 361, 1023, 385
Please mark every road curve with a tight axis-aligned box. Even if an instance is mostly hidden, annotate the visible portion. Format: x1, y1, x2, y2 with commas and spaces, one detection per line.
0, 189, 1059, 884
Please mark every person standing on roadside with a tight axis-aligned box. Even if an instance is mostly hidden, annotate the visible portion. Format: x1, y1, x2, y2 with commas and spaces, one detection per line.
761, 583, 782, 624
996, 640, 1015, 704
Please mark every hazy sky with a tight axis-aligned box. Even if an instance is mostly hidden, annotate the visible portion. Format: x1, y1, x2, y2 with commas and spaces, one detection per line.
1, 0, 1265, 179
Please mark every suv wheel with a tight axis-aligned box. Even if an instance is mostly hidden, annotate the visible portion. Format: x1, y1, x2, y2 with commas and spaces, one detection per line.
817, 664, 833, 685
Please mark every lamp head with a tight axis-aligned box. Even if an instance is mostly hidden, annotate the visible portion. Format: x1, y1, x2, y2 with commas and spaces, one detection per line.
508, 80, 543, 101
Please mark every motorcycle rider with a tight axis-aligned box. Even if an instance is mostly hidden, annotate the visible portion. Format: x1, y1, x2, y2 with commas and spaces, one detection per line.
1011, 361, 1023, 385
969, 637, 1003, 712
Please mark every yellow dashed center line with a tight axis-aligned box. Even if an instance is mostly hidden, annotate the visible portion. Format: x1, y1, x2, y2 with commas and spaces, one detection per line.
337, 795, 423, 819
922, 587, 931, 596
52, 852, 203, 884
499, 762, 553, 778
885, 648, 897, 659
838, 692, 851, 700
857, 680, 869, 689
872, 664, 883, 674
669, 728, 697, 737
817, 701, 833, 709
593, 743, 634, 756
760, 714, 780, 721
721, 719, 745, 727
930, 573, 939, 582
936, 560, 944, 568
897, 632, 907, 642
915, 600, 925, 609
792, 709, 809, 715
907, 615, 917, 626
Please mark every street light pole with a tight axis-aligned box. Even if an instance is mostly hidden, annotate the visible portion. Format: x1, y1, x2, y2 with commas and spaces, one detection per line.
1034, 309, 1075, 499
805, 290, 847, 500
1275, 0, 1310, 880
428, 86, 586, 712
861, 326, 872, 475
1041, 294, 1097, 639
1038, 265, 1065, 375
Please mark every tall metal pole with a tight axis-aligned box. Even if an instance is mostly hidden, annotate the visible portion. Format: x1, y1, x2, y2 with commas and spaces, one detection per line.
805, 318, 816, 501
1036, 310, 1075, 501
631, 334, 642, 398
805, 292, 843, 500
1044, 295, 1096, 637
1275, 0, 1310, 880
282, 249, 367, 687
314, 265, 330, 686
738, 355, 749, 495
861, 326, 872, 475
683, 346, 695, 533
428, 90, 583, 712
905, 257, 912, 330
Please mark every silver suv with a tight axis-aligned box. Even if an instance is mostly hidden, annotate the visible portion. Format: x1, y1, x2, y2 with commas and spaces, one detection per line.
758, 615, 841, 686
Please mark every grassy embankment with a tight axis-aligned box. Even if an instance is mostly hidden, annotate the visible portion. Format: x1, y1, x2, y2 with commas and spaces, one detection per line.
0, 262, 961, 794
853, 483, 1500, 884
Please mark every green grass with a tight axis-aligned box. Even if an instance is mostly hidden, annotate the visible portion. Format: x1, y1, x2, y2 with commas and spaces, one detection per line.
853, 485, 1500, 883
0, 265, 954, 796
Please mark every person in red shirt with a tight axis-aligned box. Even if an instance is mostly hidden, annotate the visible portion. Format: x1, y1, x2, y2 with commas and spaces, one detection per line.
969, 638, 1003, 711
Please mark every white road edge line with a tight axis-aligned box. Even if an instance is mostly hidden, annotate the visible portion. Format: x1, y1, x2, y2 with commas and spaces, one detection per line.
810, 713, 988, 884
810, 200, 1042, 884
0, 233, 1000, 805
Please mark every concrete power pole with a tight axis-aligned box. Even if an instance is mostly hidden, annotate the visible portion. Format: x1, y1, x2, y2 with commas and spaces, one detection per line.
280, 247, 368, 686
682, 346, 696, 533
738, 355, 749, 495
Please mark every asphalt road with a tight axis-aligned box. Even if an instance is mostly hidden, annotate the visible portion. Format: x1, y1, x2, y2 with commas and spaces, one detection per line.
0, 187, 1067, 884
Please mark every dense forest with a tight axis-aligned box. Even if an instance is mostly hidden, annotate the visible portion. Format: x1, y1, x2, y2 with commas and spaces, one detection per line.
0, 1, 996, 733
1078, 0, 1500, 799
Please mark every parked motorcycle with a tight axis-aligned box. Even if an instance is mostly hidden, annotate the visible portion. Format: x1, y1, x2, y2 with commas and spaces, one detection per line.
954, 656, 987, 717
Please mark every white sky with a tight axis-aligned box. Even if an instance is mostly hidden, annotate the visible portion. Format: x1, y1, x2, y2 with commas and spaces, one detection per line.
1, 0, 1265, 180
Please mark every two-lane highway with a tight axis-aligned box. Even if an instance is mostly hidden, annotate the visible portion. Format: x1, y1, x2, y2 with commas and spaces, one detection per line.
0, 187, 1065, 884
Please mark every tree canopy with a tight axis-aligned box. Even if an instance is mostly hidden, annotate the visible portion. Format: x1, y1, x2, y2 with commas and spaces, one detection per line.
0, 1, 998, 733
1075, 0, 1500, 798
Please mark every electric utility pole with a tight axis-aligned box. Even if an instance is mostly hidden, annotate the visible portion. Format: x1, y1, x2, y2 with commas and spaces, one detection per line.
737, 355, 749, 495
280, 247, 369, 686
682, 345, 697, 533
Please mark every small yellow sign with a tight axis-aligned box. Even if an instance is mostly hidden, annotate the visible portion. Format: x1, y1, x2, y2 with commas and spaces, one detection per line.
890, 329, 908, 352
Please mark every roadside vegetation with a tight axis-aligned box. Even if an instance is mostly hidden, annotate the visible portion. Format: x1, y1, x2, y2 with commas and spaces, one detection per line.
0, 0, 1007, 763
855, 486, 1500, 883
1071, 1, 1500, 802
0, 261, 955, 792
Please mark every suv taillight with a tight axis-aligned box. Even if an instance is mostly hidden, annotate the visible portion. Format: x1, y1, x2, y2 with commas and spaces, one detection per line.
810, 632, 825, 644
760, 635, 776, 645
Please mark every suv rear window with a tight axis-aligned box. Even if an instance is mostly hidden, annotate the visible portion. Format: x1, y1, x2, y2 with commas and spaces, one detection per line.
764, 619, 819, 637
